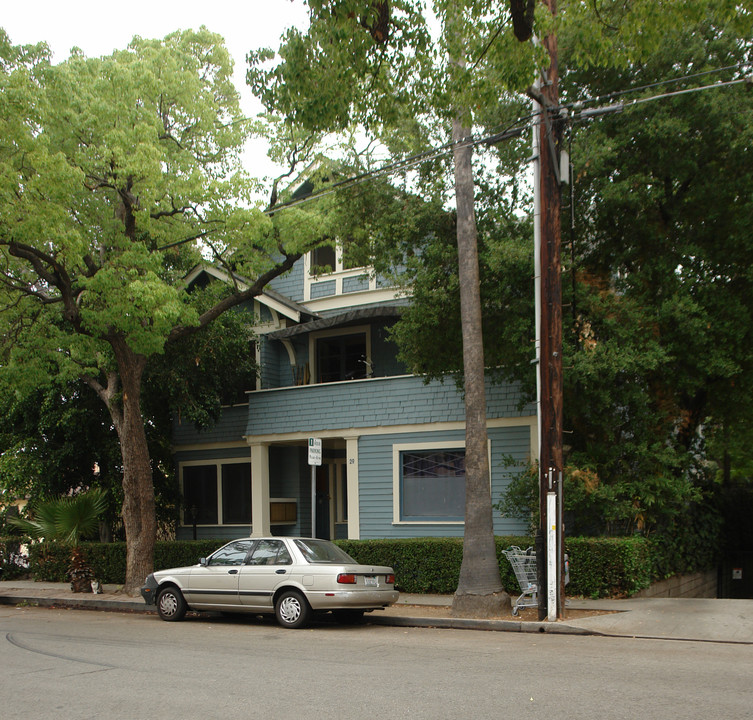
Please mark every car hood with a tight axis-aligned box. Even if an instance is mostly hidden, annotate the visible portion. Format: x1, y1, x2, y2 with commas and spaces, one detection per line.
153, 565, 199, 579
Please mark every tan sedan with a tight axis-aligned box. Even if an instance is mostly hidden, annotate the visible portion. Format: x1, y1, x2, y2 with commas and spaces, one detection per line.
141, 537, 398, 628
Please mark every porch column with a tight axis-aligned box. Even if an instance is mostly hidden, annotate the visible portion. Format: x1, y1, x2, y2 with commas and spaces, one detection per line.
345, 435, 360, 540
250, 442, 271, 537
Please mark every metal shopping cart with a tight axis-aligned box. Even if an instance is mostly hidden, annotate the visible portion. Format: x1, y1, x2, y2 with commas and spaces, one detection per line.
502, 546, 538, 616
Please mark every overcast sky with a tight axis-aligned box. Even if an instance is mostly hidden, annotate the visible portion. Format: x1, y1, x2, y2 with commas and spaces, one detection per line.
1, 0, 311, 183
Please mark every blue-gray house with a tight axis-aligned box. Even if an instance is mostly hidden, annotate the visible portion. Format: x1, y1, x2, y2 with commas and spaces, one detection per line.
172, 247, 536, 541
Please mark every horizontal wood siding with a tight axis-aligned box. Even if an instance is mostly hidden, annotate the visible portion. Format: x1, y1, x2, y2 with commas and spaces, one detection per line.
342, 274, 369, 293
311, 279, 336, 298
357, 426, 531, 539
174, 447, 250, 464
172, 404, 249, 446
268, 260, 304, 303
246, 375, 532, 437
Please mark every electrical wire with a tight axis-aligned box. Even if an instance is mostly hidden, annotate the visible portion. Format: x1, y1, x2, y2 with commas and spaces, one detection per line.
256, 63, 751, 220
562, 61, 750, 111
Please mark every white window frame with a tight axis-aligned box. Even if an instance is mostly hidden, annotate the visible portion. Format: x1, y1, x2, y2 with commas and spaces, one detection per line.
392, 441, 492, 525
303, 244, 376, 302
179, 458, 251, 526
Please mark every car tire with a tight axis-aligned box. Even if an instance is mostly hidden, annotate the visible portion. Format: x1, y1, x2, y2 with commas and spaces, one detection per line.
275, 590, 310, 629
157, 585, 187, 622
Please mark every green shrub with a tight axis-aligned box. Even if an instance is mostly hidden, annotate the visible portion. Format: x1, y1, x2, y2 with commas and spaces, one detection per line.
0, 536, 30, 579
563, 536, 653, 598
27, 541, 70, 581
337, 536, 531, 594
18, 534, 685, 598
26, 539, 222, 584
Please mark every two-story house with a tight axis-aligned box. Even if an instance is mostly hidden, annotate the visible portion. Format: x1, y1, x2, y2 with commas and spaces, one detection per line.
171, 245, 536, 542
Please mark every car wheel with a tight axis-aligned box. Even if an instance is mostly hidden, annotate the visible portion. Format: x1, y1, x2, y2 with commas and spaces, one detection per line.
157, 585, 187, 622
275, 590, 310, 629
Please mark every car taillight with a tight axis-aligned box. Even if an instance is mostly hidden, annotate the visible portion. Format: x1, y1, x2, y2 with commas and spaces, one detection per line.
337, 573, 357, 584
385, 574, 395, 585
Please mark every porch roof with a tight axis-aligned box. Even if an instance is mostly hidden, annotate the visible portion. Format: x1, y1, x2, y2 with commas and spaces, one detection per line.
264, 302, 406, 340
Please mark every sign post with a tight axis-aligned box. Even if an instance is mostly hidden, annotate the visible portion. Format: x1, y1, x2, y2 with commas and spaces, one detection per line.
308, 438, 322, 537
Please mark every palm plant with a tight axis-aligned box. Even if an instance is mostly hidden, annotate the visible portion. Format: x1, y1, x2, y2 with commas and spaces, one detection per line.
9, 489, 108, 592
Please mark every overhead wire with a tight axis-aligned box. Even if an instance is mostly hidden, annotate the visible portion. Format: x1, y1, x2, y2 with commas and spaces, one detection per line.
252, 61, 751, 221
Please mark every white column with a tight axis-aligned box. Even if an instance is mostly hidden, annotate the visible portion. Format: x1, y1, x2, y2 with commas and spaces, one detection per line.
345, 436, 360, 539
250, 442, 271, 537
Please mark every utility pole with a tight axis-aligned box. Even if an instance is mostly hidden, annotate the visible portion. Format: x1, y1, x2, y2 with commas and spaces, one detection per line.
533, 0, 565, 621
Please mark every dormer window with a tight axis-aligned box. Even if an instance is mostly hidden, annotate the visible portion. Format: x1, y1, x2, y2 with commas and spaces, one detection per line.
303, 242, 394, 306
310, 245, 336, 275
308, 242, 361, 276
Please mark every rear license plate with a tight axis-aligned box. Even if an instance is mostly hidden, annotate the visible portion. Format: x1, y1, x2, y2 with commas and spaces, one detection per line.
364, 575, 377, 586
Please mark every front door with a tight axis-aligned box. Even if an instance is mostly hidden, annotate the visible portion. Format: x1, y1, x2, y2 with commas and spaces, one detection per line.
315, 465, 330, 539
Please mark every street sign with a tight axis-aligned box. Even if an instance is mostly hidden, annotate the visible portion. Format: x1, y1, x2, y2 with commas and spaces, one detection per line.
308, 437, 322, 466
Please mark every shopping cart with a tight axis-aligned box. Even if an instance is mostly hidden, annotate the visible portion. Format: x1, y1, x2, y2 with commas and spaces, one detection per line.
502, 546, 538, 616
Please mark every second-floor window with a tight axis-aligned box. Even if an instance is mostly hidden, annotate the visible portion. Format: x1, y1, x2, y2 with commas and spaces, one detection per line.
316, 332, 368, 383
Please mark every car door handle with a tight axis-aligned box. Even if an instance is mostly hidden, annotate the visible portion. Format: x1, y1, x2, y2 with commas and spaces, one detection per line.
228, 569, 238, 575
276, 569, 287, 575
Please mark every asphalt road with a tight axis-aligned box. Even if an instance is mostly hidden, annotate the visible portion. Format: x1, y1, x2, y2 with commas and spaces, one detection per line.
2, 606, 750, 720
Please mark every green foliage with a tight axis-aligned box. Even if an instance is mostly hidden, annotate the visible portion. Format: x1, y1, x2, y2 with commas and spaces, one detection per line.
26, 539, 221, 583
20, 535, 709, 598
336, 536, 656, 597
564, 537, 653, 599
8, 489, 108, 546
0, 382, 123, 511
0, 536, 29, 579
0, 28, 330, 589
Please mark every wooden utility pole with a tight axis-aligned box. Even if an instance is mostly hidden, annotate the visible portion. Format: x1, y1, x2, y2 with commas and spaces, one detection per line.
534, 0, 565, 620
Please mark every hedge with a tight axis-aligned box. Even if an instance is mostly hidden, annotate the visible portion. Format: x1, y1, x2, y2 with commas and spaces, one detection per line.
0, 537, 30, 580
5, 535, 657, 598
17, 539, 221, 585
337, 536, 653, 597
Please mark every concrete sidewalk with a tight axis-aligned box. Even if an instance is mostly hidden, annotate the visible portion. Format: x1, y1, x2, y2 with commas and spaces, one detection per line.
0, 580, 751, 644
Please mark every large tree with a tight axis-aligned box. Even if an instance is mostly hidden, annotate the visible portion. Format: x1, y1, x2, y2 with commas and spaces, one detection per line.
246, 0, 750, 617
248, 0, 547, 616
0, 303, 259, 539
0, 28, 326, 592
389, 12, 753, 545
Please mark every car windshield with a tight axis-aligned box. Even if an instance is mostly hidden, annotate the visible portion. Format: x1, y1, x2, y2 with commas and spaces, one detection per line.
294, 539, 357, 564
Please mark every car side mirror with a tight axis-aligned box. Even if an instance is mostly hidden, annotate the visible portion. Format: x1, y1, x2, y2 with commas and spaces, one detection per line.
199, 557, 208, 566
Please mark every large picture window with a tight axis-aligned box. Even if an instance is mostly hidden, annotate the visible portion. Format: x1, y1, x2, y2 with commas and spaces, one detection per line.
181, 461, 251, 526
400, 449, 466, 522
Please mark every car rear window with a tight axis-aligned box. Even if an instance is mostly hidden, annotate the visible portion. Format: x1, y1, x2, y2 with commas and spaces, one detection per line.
294, 539, 357, 564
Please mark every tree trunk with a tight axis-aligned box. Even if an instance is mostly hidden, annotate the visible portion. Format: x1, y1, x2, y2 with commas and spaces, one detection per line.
450, 113, 511, 618
106, 339, 156, 595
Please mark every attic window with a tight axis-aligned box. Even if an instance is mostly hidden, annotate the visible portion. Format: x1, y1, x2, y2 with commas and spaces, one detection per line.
310, 246, 336, 275
309, 243, 363, 276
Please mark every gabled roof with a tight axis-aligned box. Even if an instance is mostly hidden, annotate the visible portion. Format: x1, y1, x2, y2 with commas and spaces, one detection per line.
183, 264, 315, 324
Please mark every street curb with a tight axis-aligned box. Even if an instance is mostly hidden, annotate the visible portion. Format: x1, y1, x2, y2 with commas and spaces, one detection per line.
368, 614, 597, 635
0, 593, 599, 634
0, 594, 155, 613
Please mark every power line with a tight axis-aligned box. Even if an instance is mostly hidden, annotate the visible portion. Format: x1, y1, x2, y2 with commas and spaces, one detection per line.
570, 74, 752, 124
262, 119, 533, 216
563, 61, 750, 112
260, 63, 751, 219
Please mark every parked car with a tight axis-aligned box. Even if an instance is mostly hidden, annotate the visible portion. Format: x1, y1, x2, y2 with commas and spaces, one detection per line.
141, 537, 398, 628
